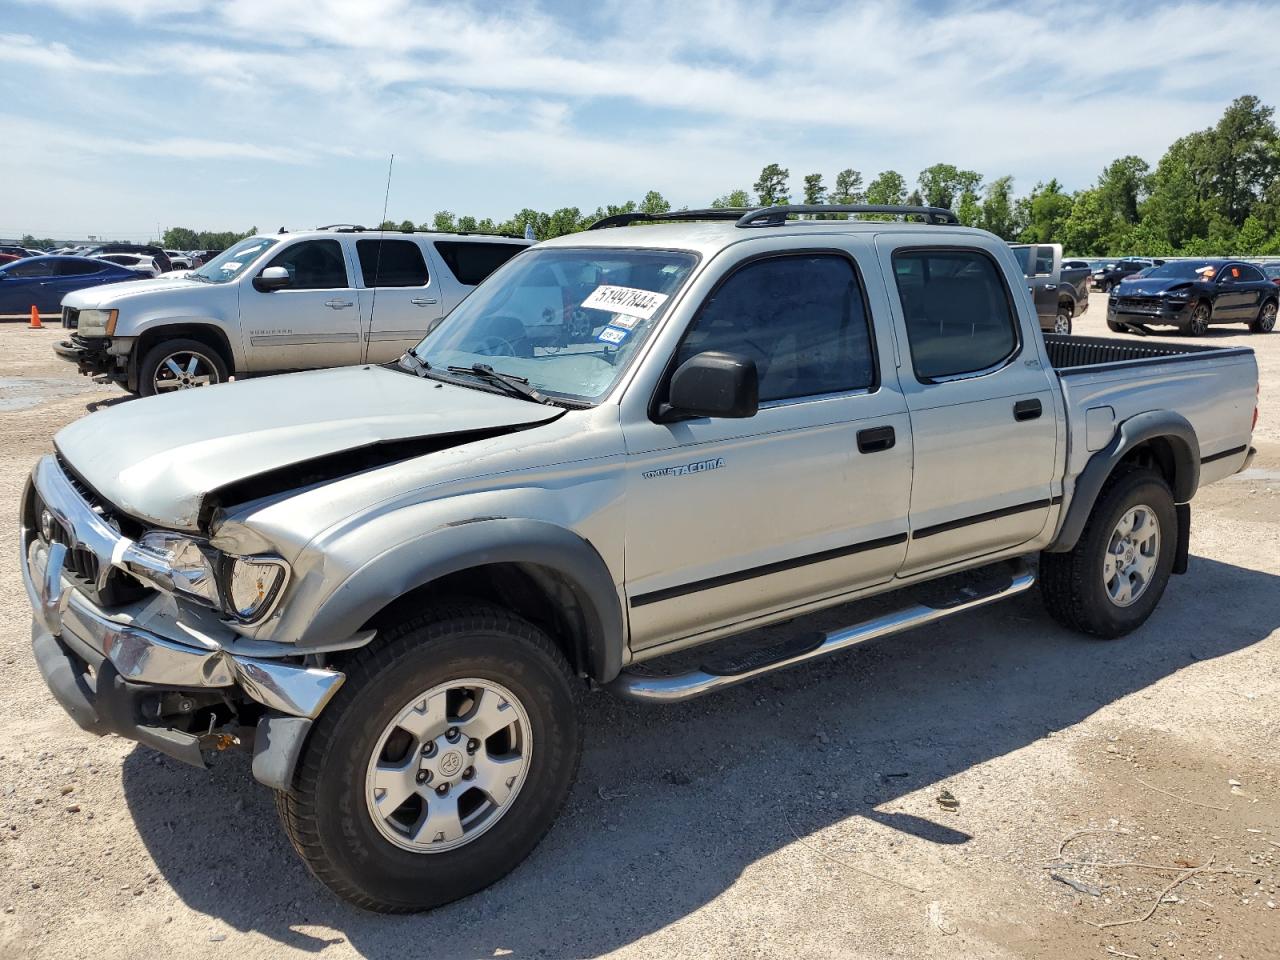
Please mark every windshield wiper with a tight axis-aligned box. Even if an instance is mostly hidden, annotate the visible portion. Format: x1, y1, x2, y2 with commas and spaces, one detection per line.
446, 363, 552, 404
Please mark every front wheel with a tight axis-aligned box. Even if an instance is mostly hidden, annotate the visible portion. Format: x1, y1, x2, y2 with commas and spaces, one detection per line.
277, 604, 582, 913
1251, 299, 1277, 334
1039, 466, 1177, 639
137, 338, 228, 397
1184, 302, 1211, 337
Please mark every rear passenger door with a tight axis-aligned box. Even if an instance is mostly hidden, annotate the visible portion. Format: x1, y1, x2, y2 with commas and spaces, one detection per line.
878, 242, 1059, 575
356, 238, 442, 363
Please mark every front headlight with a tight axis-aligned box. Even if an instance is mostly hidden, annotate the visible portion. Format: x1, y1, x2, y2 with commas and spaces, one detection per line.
129, 530, 220, 607
76, 309, 118, 337
1165, 289, 1191, 299
127, 531, 288, 623
223, 557, 288, 622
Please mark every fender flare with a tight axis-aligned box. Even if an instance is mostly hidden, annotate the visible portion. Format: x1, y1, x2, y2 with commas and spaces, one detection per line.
297, 518, 626, 682
1047, 410, 1199, 553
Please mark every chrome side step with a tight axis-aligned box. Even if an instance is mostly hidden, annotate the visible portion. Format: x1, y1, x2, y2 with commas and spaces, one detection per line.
608, 560, 1036, 704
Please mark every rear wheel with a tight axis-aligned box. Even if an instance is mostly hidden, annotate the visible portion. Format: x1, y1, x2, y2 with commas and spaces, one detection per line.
1251, 299, 1276, 334
1039, 466, 1177, 639
1053, 307, 1073, 335
276, 603, 581, 913
137, 338, 227, 397
1184, 302, 1211, 337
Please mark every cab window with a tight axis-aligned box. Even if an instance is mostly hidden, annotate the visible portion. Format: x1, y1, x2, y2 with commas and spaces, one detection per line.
264, 240, 348, 290
675, 253, 876, 403
892, 249, 1019, 382
356, 239, 428, 287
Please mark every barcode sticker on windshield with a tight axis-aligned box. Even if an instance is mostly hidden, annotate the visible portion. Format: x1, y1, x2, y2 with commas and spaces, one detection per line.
582, 285, 669, 320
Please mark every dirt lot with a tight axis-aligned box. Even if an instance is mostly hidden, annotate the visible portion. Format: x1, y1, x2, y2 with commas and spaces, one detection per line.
0, 296, 1277, 960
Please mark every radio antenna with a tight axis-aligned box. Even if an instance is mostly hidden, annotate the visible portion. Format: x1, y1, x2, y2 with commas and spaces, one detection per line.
368, 153, 395, 337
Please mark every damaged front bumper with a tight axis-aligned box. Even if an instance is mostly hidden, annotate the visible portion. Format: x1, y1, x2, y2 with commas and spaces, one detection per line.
52, 334, 131, 385
21, 458, 345, 787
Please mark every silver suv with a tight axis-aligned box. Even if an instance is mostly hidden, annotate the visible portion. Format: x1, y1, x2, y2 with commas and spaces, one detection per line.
22, 206, 1258, 912
53, 227, 531, 395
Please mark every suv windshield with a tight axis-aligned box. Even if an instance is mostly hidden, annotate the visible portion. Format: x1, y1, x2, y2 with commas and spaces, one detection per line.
1142, 261, 1219, 279
191, 236, 278, 283
413, 247, 697, 403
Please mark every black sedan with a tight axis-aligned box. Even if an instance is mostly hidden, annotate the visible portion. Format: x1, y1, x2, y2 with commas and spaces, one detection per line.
1107, 260, 1278, 336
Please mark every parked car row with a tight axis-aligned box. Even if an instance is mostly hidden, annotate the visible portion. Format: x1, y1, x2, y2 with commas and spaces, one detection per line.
0, 256, 145, 318
1107, 259, 1278, 335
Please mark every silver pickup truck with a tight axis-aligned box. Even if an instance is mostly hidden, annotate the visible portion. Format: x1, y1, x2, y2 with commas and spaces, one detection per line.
53, 228, 530, 396
21, 204, 1258, 913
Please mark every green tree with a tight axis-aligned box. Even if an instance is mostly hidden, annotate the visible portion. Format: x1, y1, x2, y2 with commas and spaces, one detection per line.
1059, 188, 1109, 255
431, 211, 456, 232
865, 170, 907, 207
1017, 180, 1074, 243
710, 189, 751, 208
456, 215, 478, 232
830, 168, 864, 205
917, 163, 982, 210
1202, 95, 1280, 227
1096, 155, 1150, 225
1232, 214, 1268, 253
955, 188, 982, 227
640, 190, 670, 215
980, 176, 1017, 239
378, 220, 397, 230
753, 163, 790, 206
802, 173, 826, 206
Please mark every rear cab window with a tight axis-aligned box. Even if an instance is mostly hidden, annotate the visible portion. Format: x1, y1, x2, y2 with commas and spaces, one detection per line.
433, 241, 526, 286
891, 248, 1020, 382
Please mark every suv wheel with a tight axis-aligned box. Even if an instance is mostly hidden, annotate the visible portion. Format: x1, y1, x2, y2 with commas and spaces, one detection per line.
1053, 307, 1072, 335
1184, 302, 1211, 337
1251, 299, 1277, 334
137, 338, 228, 397
276, 603, 582, 913
1039, 466, 1177, 639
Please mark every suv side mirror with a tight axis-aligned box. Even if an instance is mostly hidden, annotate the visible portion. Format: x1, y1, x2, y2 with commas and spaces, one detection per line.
253, 265, 291, 292
659, 351, 758, 422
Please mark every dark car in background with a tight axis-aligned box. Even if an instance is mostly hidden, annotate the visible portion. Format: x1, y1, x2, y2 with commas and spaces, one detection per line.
1108, 259, 1277, 335
1257, 262, 1280, 286
1008, 242, 1090, 333
1092, 258, 1161, 293
0, 256, 139, 319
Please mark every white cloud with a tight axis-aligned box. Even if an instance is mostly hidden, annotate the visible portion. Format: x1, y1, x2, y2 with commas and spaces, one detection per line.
4, 0, 1278, 233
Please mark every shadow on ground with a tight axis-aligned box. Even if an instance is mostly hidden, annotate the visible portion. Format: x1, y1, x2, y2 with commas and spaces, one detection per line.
121, 555, 1278, 957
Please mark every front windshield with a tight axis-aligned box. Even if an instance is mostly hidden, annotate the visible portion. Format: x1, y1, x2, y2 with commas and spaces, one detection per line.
1142, 261, 1219, 280
191, 236, 278, 283
413, 247, 698, 403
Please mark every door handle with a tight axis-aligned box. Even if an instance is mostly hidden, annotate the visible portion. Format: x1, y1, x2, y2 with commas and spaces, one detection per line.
1014, 398, 1042, 421
1043, 283, 1057, 290
856, 425, 896, 454
410, 297, 438, 306
325, 299, 354, 309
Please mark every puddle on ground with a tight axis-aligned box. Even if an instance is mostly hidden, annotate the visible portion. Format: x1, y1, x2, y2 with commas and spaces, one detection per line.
0, 376, 107, 412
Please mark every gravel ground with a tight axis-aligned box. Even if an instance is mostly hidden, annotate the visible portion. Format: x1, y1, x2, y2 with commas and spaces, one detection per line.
0, 295, 1277, 960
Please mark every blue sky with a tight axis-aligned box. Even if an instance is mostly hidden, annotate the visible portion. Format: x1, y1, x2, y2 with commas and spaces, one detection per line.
4, 0, 1277, 240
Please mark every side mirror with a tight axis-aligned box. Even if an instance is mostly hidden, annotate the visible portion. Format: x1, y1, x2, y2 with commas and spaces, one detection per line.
659, 351, 758, 422
253, 265, 291, 292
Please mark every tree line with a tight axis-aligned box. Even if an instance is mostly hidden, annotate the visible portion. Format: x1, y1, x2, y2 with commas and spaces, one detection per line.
123, 94, 1280, 258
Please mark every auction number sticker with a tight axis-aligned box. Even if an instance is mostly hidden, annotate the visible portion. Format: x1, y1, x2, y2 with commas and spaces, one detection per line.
597, 326, 629, 345
582, 285, 669, 321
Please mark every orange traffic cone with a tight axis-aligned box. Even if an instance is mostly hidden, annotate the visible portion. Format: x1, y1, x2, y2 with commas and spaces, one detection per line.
29, 306, 42, 329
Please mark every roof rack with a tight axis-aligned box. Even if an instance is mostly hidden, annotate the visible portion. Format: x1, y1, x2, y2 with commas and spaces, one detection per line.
315, 223, 525, 240
737, 204, 959, 227
316, 223, 368, 232
587, 208, 750, 230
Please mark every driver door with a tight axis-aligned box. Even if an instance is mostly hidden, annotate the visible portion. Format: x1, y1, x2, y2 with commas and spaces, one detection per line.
241, 239, 364, 372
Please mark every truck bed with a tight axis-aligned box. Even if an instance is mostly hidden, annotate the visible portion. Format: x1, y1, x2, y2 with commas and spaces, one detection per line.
1044, 334, 1257, 495
1043, 334, 1253, 373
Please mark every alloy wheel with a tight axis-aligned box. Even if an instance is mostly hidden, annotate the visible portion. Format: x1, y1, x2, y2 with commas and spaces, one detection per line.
365, 678, 532, 853
152, 350, 220, 391
1103, 505, 1160, 607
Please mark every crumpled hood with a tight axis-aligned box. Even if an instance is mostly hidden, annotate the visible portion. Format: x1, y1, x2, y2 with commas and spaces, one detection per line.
62, 275, 200, 307
1115, 277, 1197, 297
54, 365, 562, 530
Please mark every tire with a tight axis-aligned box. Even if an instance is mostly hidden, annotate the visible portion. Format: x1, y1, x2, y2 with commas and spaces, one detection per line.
1053, 307, 1073, 335
1250, 299, 1277, 334
1106, 319, 1127, 333
1183, 302, 1211, 337
276, 603, 582, 913
1039, 466, 1177, 639
137, 338, 228, 397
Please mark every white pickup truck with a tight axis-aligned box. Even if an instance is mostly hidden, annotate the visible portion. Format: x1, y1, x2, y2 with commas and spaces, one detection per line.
23, 204, 1258, 912
54, 228, 531, 395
